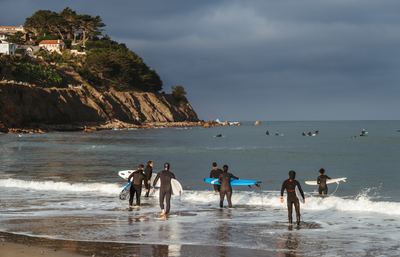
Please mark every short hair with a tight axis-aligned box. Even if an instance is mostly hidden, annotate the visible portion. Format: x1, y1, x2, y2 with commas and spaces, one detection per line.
319, 168, 325, 174
223, 165, 228, 172
212, 162, 217, 167
147, 161, 153, 165
138, 164, 144, 169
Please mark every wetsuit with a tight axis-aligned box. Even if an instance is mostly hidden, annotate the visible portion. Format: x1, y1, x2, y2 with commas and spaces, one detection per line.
127, 170, 146, 206
281, 171, 305, 224
153, 170, 175, 214
218, 172, 239, 208
317, 174, 331, 195
210, 168, 223, 192
144, 164, 153, 197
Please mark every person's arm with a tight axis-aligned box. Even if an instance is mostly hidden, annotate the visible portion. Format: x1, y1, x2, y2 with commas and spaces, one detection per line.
152, 172, 161, 193
297, 182, 305, 203
218, 174, 222, 184
280, 182, 285, 203
327, 176, 331, 180
232, 174, 239, 180
317, 176, 321, 185
127, 173, 134, 183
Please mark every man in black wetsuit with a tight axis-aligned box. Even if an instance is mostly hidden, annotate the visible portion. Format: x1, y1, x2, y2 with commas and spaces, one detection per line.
317, 168, 331, 195
218, 165, 239, 208
152, 163, 176, 215
210, 162, 223, 193
281, 170, 305, 225
127, 164, 148, 207
144, 161, 153, 197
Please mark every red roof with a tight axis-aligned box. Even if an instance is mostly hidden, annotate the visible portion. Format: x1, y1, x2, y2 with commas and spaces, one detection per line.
39, 40, 63, 45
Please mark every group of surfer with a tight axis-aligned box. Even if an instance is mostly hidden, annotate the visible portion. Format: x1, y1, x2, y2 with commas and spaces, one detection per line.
127, 161, 332, 224
351, 129, 368, 138
266, 130, 319, 136
127, 161, 175, 216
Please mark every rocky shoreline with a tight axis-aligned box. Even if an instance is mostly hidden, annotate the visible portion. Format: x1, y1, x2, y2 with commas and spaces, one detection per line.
2, 119, 241, 134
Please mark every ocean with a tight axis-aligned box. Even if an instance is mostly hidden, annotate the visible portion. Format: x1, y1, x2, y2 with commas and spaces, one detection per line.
1, 120, 400, 256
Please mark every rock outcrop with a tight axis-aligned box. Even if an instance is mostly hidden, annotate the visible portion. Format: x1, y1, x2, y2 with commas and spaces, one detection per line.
0, 82, 199, 131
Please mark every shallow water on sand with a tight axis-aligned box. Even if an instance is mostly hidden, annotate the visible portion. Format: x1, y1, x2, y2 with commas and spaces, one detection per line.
1, 120, 400, 256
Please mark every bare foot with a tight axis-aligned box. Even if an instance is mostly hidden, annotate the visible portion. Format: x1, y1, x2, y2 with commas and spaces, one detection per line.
160, 209, 166, 216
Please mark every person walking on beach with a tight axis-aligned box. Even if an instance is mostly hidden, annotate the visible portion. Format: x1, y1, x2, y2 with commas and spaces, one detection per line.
317, 168, 331, 195
144, 161, 153, 197
218, 165, 239, 208
281, 170, 305, 225
127, 164, 148, 207
210, 162, 223, 193
153, 163, 176, 215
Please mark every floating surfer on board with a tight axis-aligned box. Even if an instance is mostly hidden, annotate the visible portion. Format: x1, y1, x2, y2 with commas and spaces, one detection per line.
210, 162, 223, 193
153, 163, 176, 215
281, 170, 305, 225
127, 164, 147, 207
218, 165, 239, 208
317, 168, 331, 195
144, 161, 153, 197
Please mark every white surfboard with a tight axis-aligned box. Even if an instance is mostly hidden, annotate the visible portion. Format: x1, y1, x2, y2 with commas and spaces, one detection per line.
305, 177, 347, 185
154, 178, 183, 196
118, 170, 157, 186
295, 185, 304, 203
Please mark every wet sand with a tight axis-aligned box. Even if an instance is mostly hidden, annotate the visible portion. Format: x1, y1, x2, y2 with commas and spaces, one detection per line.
0, 231, 280, 257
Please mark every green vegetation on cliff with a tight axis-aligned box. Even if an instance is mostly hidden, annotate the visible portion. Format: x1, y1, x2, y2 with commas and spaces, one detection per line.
1, 8, 163, 93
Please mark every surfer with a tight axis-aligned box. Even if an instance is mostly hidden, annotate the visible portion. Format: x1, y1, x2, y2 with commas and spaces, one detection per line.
317, 168, 331, 195
210, 162, 223, 192
276, 130, 279, 136
152, 163, 176, 215
308, 132, 312, 136
302, 131, 306, 136
144, 161, 153, 197
266, 131, 270, 135
280, 170, 305, 225
218, 165, 239, 208
127, 164, 148, 207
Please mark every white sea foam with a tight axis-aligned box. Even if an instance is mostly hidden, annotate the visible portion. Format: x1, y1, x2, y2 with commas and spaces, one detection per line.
0, 178, 121, 195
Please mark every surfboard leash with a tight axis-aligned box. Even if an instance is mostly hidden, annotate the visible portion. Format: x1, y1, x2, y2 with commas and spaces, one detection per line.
178, 190, 182, 216
329, 181, 341, 196
259, 184, 264, 210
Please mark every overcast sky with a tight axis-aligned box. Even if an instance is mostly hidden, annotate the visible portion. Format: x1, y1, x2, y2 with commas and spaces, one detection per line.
2, 0, 400, 121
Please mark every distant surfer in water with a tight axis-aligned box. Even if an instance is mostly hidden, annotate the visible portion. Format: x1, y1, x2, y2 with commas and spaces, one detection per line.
317, 168, 331, 195
276, 130, 279, 136
281, 170, 305, 225
302, 131, 306, 136
144, 161, 153, 197
127, 164, 148, 207
218, 165, 239, 208
210, 162, 223, 193
266, 131, 270, 135
153, 163, 176, 215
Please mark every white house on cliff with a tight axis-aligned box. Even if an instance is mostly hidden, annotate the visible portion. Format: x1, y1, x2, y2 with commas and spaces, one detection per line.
39, 40, 65, 54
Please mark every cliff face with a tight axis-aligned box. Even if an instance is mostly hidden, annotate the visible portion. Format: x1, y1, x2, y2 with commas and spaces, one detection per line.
0, 82, 199, 129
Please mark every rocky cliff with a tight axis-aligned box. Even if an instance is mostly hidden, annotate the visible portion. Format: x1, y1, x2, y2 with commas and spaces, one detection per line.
0, 82, 199, 132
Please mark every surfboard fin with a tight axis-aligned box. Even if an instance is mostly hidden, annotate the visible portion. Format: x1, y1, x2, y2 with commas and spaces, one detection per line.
248, 185, 252, 188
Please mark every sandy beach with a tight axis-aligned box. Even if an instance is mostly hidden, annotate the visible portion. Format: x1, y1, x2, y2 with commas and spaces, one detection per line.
0, 231, 278, 257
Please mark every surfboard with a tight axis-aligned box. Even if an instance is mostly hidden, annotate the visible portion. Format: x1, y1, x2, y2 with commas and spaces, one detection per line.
305, 177, 347, 185
119, 182, 132, 200
154, 178, 183, 196
295, 185, 304, 203
204, 178, 262, 186
118, 170, 157, 186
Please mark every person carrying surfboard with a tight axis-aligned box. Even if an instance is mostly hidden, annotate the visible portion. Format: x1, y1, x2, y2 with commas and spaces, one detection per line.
317, 168, 331, 195
280, 170, 305, 225
127, 164, 148, 207
210, 162, 223, 193
152, 163, 176, 216
144, 161, 153, 197
218, 165, 239, 208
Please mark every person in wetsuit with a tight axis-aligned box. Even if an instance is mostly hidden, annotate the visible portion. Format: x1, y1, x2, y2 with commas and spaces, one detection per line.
152, 163, 176, 215
144, 161, 153, 197
127, 164, 147, 207
317, 168, 331, 195
218, 165, 239, 208
210, 162, 223, 193
280, 170, 305, 225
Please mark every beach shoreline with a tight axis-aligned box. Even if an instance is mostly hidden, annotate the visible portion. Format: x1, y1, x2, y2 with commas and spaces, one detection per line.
0, 231, 278, 257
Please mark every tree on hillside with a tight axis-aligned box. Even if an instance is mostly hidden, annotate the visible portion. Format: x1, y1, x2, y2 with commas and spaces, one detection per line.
59, 7, 78, 40
6, 31, 24, 45
79, 14, 105, 45
171, 85, 187, 103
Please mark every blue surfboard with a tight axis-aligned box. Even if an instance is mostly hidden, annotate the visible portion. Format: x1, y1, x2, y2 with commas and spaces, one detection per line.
204, 178, 261, 186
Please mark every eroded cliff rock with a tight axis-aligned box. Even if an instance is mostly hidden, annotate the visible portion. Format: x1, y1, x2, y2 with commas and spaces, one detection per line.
0, 82, 199, 131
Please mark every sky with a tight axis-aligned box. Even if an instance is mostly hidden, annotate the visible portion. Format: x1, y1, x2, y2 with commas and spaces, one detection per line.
1, 0, 400, 121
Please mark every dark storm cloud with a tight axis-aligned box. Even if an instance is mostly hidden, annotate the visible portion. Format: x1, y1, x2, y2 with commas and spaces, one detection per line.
1, 0, 400, 120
